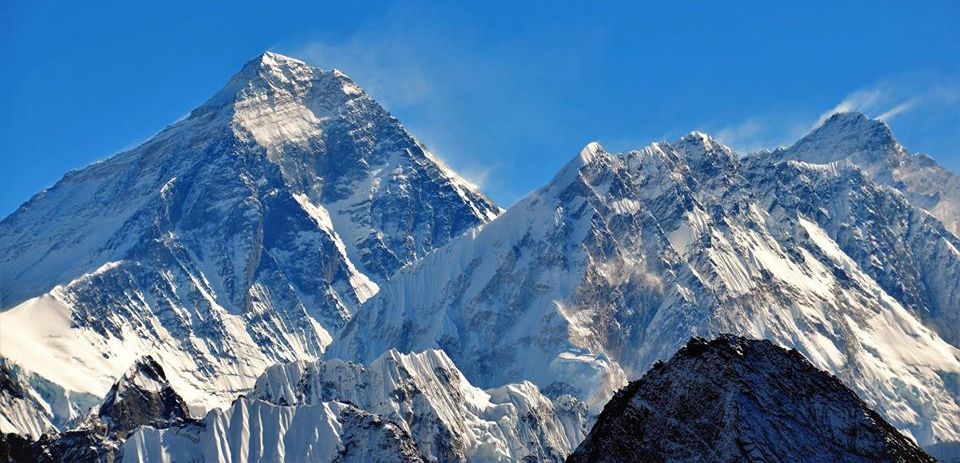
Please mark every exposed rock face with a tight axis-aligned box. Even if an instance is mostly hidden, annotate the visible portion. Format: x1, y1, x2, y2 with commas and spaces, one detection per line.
0, 360, 54, 439
0, 423, 119, 463
567, 335, 937, 463
773, 112, 960, 347
0, 356, 191, 463
0, 48, 958, 462
96, 356, 190, 438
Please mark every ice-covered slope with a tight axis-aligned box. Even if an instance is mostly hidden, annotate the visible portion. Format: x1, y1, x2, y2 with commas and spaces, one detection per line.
124, 400, 427, 463
122, 349, 587, 462
771, 113, 960, 347
0, 52, 499, 417
249, 349, 588, 462
567, 335, 936, 463
330, 131, 960, 445
0, 361, 54, 439
0, 360, 100, 441
776, 112, 960, 237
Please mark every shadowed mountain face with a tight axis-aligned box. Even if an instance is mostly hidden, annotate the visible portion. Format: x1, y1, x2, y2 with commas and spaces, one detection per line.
0, 52, 500, 414
568, 335, 937, 463
96, 356, 191, 438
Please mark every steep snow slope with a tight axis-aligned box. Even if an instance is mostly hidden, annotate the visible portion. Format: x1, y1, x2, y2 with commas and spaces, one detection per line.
122, 349, 586, 462
0, 359, 100, 441
0, 52, 499, 416
568, 335, 936, 463
773, 112, 960, 347
249, 349, 588, 461
776, 112, 960, 238
330, 130, 960, 445
0, 361, 54, 439
124, 401, 427, 463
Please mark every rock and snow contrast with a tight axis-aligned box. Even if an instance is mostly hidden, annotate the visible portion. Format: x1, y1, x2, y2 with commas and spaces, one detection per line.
330, 119, 960, 445
0, 349, 581, 462
124, 400, 429, 463
776, 112, 960, 238
122, 349, 586, 462
1, 356, 195, 463
567, 335, 937, 463
0, 52, 499, 416
1, 51, 958, 461
0, 359, 102, 443
0, 361, 55, 440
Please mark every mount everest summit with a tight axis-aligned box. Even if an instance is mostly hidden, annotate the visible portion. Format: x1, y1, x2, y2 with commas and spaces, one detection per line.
0, 51, 499, 415
0, 52, 957, 461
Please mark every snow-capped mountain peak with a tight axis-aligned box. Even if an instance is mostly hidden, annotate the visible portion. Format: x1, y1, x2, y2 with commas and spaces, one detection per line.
673, 130, 734, 159
777, 110, 960, 236
787, 111, 899, 165
578, 141, 607, 164
122, 349, 588, 462
0, 51, 500, 419
206, 51, 337, 103
677, 130, 728, 152
548, 141, 613, 191
96, 356, 191, 438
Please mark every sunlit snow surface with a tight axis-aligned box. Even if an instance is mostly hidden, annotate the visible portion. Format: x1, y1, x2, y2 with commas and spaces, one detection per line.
123, 349, 586, 462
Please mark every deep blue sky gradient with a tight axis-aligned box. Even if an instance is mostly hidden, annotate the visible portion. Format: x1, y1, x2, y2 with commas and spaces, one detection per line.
2, 1, 958, 216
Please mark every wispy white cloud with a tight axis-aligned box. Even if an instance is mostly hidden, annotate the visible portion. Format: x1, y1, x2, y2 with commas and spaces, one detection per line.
816, 77, 960, 127
282, 37, 435, 110
714, 118, 765, 149
814, 87, 884, 127
709, 115, 811, 153
708, 75, 960, 154
456, 165, 493, 191
274, 15, 516, 199
876, 97, 919, 121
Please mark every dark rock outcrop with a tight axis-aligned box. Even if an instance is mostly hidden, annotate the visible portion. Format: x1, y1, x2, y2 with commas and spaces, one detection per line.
96, 355, 190, 438
568, 335, 936, 463
0, 356, 191, 463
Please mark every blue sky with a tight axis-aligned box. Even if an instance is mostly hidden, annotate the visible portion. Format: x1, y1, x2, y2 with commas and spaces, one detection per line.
2, 1, 958, 216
